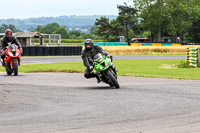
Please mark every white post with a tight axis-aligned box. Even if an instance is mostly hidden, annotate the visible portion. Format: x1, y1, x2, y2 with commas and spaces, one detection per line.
49, 34, 51, 46
59, 34, 61, 46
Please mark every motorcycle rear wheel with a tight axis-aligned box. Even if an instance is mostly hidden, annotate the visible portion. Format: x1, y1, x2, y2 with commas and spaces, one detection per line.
106, 70, 120, 88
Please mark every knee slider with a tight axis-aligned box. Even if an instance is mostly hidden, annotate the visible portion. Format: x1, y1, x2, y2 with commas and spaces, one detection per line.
84, 73, 90, 79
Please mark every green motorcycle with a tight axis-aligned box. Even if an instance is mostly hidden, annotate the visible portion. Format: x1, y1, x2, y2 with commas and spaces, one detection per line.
93, 53, 120, 88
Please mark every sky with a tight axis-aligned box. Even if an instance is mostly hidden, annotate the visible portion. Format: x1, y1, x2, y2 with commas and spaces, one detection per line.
0, 0, 132, 19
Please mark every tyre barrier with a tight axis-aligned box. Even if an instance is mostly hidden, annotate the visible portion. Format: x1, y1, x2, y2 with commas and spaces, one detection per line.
187, 48, 200, 67
22, 47, 30, 56
22, 46, 82, 56
29, 47, 37, 56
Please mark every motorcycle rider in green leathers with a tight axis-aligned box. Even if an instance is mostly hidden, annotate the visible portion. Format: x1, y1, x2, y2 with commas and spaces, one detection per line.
81, 39, 112, 83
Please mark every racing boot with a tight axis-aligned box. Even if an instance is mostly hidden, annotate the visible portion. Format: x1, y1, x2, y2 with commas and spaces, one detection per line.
96, 75, 101, 83
90, 72, 101, 83
110, 84, 114, 87
93, 71, 101, 83
2, 61, 5, 66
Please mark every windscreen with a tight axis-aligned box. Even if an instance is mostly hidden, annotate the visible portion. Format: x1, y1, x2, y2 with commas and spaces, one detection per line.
9, 44, 16, 52
94, 54, 104, 63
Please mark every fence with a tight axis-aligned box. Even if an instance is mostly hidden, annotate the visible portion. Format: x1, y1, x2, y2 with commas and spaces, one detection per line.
22, 46, 82, 56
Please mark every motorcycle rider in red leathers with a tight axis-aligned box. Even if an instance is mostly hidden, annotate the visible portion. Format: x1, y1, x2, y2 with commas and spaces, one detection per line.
0, 29, 22, 66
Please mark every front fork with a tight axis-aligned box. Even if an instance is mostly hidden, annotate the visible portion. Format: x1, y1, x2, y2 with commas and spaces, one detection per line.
95, 65, 118, 83
110, 63, 118, 77
10, 59, 18, 68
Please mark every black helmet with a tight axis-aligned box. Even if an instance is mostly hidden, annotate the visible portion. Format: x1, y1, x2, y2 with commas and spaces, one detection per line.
5, 29, 13, 40
84, 39, 93, 51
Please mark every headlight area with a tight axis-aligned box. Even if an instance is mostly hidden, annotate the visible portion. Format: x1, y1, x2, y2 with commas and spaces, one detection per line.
96, 67, 104, 70
7, 51, 14, 57
15, 52, 20, 57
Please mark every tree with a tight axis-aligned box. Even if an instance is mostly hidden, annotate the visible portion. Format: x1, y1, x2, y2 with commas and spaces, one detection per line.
81, 33, 94, 39
94, 17, 111, 41
32, 23, 69, 39
40, 23, 60, 34
69, 31, 81, 37
188, 18, 200, 43
0, 24, 18, 33
53, 26, 70, 39
32, 25, 43, 32
134, 0, 200, 42
90, 26, 97, 34
117, 3, 137, 41
109, 19, 124, 39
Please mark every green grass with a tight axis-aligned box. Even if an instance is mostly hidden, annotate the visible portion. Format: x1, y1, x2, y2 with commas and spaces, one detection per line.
115, 59, 200, 80
20, 54, 184, 58
113, 53, 186, 56
1, 59, 200, 80
0, 62, 85, 73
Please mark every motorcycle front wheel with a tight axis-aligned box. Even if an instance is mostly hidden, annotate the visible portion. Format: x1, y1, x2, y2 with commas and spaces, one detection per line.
106, 70, 120, 89
13, 60, 18, 76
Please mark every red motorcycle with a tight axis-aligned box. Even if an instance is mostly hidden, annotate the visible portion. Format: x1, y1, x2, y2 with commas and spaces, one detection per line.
1, 44, 22, 76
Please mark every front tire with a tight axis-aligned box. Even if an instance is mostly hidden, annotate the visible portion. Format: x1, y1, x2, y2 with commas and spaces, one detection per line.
106, 70, 120, 88
13, 60, 18, 76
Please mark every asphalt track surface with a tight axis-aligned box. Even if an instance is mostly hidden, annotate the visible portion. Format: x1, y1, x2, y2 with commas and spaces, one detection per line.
1, 55, 199, 133
0, 72, 200, 133
21, 55, 187, 64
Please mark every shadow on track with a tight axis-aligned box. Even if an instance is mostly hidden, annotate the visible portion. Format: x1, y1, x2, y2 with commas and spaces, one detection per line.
84, 86, 120, 90
2, 74, 24, 77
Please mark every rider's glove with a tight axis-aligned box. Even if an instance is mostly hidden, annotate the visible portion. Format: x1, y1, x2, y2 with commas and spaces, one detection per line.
101, 51, 106, 55
106, 54, 111, 58
101, 51, 110, 58
89, 66, 93, 71
88, 57, 93, 63
1, 50, 5, 54
20, 48, 23, 53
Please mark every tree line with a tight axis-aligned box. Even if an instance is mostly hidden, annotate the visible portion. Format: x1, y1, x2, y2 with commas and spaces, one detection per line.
31, 23, 103, 40
0, 24, 21, 33
1, 0, 199, 43
94, 0, 200, 43
0, 23, 103, 40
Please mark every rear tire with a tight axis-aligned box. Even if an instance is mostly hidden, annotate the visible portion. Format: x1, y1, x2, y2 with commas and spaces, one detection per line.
13, 60, 18, 76
106, 70, 120, 88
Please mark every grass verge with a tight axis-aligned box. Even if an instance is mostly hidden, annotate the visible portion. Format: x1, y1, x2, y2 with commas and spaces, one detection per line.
0, 59, 200, 80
